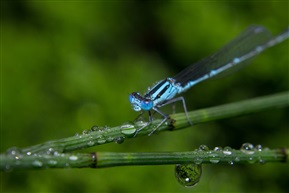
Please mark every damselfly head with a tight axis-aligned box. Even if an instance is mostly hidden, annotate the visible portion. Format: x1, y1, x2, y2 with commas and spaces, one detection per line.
129, 92, 153, 111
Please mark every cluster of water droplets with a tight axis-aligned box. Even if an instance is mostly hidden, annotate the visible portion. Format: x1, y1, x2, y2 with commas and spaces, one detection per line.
240, 143, 266, 164
4, 145, 66, 171
4, 147, 23, 171
175, 143, 269, 187
75, 125, 111, 146
75, 122, 138, 147
192, 143, 267, 166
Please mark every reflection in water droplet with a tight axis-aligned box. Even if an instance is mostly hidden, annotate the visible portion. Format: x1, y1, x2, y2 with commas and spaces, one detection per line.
175, 164, 202, 188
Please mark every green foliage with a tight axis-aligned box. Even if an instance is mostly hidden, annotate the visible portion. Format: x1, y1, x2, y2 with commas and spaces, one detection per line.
1, 1, 288, 192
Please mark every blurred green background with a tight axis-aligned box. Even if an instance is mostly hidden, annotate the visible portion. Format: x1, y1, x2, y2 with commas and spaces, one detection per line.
1, 1, 288, 192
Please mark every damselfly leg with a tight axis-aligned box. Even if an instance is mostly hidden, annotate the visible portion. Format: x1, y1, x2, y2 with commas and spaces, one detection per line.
134, 96, 192, 136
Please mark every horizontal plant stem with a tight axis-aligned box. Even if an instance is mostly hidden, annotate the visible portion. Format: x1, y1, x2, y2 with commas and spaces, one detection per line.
3, 92, 289, 155
169, 91, 289, 129
1, 148, 287, 171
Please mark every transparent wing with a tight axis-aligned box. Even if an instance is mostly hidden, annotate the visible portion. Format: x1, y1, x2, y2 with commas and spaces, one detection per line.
173, 25, 272, 86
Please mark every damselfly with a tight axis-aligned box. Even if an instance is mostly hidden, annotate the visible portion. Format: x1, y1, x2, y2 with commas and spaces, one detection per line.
129, 25, 289, 136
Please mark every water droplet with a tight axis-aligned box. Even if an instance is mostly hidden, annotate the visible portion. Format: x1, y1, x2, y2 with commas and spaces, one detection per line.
175, 164, 202, 188
5, 164, 12, 172
241, 143, 255, 154
106, 136, 114, 142
87, 141, 95, 146
135, 120, 147, 128
223, 146, 233, 155
209, 154, 220, 163
82, 130, 89, 135
103, 125, 110, 131
6, 147, 23, 160
32, 160, 43, 168
255, 144, 263, 151
97, 137, 106, 144
214, 146, 222, 151
194, 157, 203, 164
121, 123, 136, 136
235, 157, 240, 162
26, 152, 32, 156
228, 161, 234, 165
45, 148, 61, 156
121, 122, 134, 128
94, 135, 105, 144
48, 160, 58, 166
199, 145, 209, 151
91, 125, 100, 131
248, 156, 257, 164
114, 136, 125, 144
6, 147, 20, 155
259, 158, 266, 164
69, 155, 78, 161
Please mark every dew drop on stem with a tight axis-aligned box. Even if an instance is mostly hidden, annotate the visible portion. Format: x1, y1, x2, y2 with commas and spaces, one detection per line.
114, 136, 125, 144
175, 164, 202, 188
240, 143, 255, 154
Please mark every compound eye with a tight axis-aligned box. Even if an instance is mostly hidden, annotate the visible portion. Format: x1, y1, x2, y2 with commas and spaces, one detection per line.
129, 92, 140, 103
141, 100, 153, 111
129, 92, 142, 111
129, 94, 135, 103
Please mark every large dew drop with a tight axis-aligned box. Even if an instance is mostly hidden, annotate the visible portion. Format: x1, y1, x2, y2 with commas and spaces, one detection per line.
120, 123, 136, 136
175, 164, 202, 188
